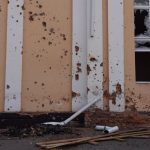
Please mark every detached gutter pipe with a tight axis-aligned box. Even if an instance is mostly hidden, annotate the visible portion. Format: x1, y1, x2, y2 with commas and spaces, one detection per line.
95, 125, 119, 134
95, 125, 111, 131
43, 97, 100, 126
104, 126, 119, 134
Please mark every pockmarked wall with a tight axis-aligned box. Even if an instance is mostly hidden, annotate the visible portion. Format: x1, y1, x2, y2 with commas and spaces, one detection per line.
21, 0, 72, 112
124, 0, 150, 112
102, 0, 150, 112
0, 0, 150, 113
0, 0, 72, 112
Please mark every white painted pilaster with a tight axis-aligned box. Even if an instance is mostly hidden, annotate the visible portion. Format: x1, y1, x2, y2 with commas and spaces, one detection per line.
72, 0, 103, 111
87, 0, 103, 109
5, 0, 24, 112
72, 0, 88, 111
108, 0, 125, 112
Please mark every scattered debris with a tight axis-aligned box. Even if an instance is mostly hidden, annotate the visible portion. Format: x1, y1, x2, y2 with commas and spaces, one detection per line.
0, 125, 72, 138
85, 109, 150, 129
104, 126, 119, 134
0, 113, 84, 138
95, 125, 108, 131
36, 128, 150, 149
95, 125, 119, 134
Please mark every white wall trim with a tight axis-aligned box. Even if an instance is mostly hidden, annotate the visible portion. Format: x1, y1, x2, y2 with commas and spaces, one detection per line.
5, 0, 24, 112
87, 0, 103, 109
108, 0, 125, 112
72, 0, 88, 111
72, 0, 103, 111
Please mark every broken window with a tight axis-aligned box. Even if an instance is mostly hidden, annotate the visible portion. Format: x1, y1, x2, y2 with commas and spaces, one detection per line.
134, 9, 150, 37
134, 1, 150, 82
135, 40, 150, 49
134, 0, 149, 6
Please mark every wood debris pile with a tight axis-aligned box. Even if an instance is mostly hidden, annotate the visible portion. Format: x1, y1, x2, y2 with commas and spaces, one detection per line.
36, 128, 150, 149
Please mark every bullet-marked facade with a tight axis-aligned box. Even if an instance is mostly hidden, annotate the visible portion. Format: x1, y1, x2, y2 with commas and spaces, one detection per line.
0, 0, 149, 113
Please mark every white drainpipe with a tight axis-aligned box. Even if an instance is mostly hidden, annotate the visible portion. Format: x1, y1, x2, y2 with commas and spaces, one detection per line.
43, 97, 100, 126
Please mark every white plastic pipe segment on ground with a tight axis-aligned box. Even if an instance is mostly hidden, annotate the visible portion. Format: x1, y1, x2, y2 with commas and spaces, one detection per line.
43, 97, 100, 126
104, 126, 119, 134
95, 125, 119, 134
95, 125, 111, 131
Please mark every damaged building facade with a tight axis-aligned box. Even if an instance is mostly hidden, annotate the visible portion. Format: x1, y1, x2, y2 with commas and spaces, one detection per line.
0, 0, 149, 113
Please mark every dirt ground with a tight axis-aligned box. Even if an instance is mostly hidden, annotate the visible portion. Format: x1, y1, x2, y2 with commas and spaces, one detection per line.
85, 109, 150, 128
0, 128, 150, 150
0, 110, 150, 150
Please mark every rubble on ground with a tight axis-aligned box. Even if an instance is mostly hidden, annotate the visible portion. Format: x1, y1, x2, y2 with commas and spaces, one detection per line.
0, 125, 72, 138
85, 109, 150, 129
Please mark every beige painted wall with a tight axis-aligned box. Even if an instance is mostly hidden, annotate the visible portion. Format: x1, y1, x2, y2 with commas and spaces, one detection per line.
102, 0, 150, 112
0, 0, 149, 113
22, 0, 72, 112
0, 1, 7, 112
124, 0, 150, 111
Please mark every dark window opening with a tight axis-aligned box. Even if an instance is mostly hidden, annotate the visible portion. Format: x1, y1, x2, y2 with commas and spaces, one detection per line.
135, 52, 150, 82
134, 9, 150, 37
134, 1, 150, 82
